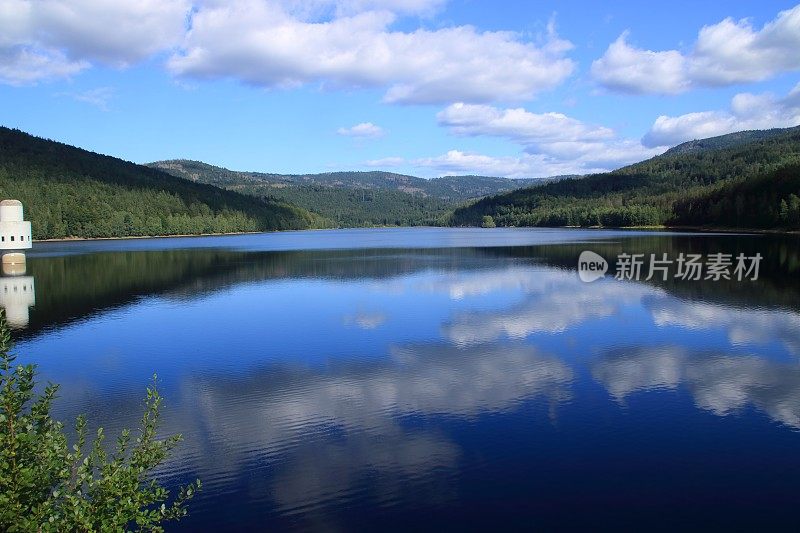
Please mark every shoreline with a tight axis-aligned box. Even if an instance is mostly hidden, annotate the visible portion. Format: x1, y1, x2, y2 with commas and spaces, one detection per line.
35, 229, 298, 243
33, 225, 800, 244
629, 225, 800, 235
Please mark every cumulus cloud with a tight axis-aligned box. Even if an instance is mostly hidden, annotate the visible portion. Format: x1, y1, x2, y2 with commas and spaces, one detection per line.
414, 149, 597, 177
0, 0, 189, 84
429, 102, 665, 177
0, 0, 576, 101
0, 46, 86, 85
592, 5, 800, 94
273, 0, 447, 19
337, 122, 385, 138
168, 0, 575, 104
438, 102, 615, 144
642, 83, 800, 147
413, 150, 564, 178
590, 32, 688, 95
364, 156, 405, 167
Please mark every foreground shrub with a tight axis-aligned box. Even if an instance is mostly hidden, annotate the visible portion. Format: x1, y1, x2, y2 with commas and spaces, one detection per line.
0, 311, 200, 531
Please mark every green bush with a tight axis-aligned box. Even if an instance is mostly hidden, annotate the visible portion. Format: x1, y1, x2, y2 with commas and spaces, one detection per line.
0, 312, 200, 532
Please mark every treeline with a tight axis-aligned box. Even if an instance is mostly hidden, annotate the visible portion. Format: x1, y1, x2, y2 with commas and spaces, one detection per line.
0, 127, 326, 239
450, 126, 800, 230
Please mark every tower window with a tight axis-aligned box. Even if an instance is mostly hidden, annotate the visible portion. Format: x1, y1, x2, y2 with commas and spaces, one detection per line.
10, 236, 14, 241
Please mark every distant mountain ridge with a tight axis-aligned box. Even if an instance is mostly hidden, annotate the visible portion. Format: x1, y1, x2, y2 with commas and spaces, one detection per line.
149, 159, 567, 227
148, 159, 557, 202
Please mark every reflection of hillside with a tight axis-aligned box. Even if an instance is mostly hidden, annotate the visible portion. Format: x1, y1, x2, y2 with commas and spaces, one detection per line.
490, 233, 800, 311
21, 233, 800, 339
20, 248, 506, 339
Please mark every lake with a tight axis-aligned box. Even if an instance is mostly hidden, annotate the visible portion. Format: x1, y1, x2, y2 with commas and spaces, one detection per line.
8, 227, 800, 531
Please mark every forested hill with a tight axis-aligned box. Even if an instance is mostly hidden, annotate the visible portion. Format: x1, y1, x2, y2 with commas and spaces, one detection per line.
149, 159, 546, 202
660, 127, 798, 157
149, 159, 554, 227
0, 127, 326, 239
449, 125, 800, 230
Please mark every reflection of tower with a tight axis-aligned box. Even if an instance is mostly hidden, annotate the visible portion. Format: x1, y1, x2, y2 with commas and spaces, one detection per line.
0, 199, 35, 328
0, 272, 35, 329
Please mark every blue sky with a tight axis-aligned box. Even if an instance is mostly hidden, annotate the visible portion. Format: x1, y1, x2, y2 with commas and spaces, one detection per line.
1, 0, 799, 178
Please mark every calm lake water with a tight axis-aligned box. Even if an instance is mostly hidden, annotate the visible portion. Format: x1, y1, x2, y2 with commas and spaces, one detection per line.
8, 227, 800, 531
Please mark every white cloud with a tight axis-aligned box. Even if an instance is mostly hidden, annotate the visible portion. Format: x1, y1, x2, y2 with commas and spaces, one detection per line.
0, 0, 189, 83
365, 156, 405, 167
592, 4, 800, 94
273, 0, 446, 19
690, 7, 800, 85
437, 102, 615, 144
62, 86, 114, 110
168, 0, 575, 104
411, 145, 667, 178
432, 102, 665, 176
0, 0, 576, 100
642, 83, 800, 147
0, 46, 86, 85
590, 31, 688, 95
337, 121, 385, 138
414, 150, 554, 178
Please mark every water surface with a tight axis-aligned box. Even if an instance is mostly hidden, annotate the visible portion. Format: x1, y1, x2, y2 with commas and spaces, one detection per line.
9, 228, 800, 530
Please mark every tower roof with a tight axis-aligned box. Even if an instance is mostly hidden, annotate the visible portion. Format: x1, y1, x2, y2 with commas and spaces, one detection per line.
0, 200, 22, 207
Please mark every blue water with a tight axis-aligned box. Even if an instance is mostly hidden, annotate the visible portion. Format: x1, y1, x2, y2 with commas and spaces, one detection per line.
8, 228, 800, 530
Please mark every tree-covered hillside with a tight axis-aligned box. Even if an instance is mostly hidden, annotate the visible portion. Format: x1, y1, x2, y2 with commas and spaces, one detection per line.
449, 126, 800, 230
660, 127, 797, 157
0, 127, 327, 239
149, 160, 553, 227
260, 185, 452, 227
150, 159, 545, 201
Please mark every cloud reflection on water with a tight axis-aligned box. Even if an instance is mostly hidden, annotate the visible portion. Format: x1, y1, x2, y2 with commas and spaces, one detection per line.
592, 346, 800, 429
22, 242, 800, 528
645, 296, 800, 354
439, 270, 658, 345
170, 342, 574, 517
